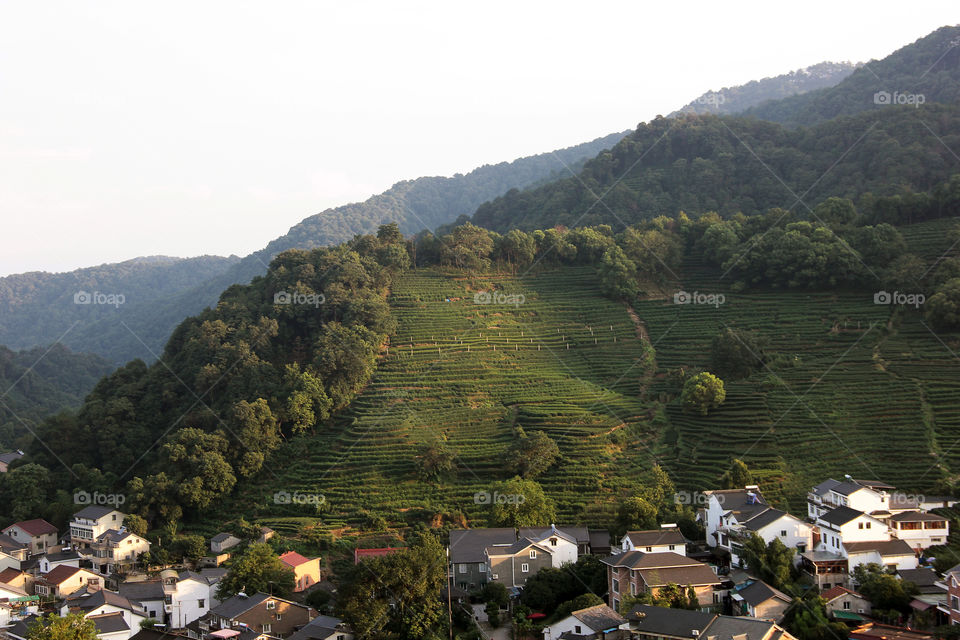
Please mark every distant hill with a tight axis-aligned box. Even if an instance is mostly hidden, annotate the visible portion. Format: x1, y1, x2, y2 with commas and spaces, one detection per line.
0, 133, 627, 364
671, 61, 858, 117
0, 343, 113, 451
742, 25, 960, 126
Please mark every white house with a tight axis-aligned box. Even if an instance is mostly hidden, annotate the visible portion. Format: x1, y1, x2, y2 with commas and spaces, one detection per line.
210, 533, 241, 554
886, 511, 949, 551
621, 525, 687, 555
119, 569, 217, 628
843, 540, 918, 572
88, 529, 151, 574
2, 520, 58, 555
815, 507, 888, 554
61, 587, 148, 640
70, 507, 125, 549
542, 604, 628, 640
37, 548, 83, 574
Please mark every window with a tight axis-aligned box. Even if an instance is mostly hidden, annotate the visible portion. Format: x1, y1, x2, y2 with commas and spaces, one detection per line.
645, 546, 652, 552
866, 522, 871, 529
459, 564, 466, 574
858, 523, 863, 529
951, 596, 959, 611
669, 545, 675, 551
574, 626, 582, 634
150, 611, 157, 618
823, 583, 831, 590
780, 530, 787, 537
521, 563, 529, 573
529, 550, 537, 559
478, 564, 486, 572
276, 614, 282, 621
630, 582, 636, 596
843, 602, 851, 610
612, 578, 620, 594
266, 601, 276, 610
198, 599, 205, 608
550, 538, 557, 546
112, 514, 117, 521
262, 625, 271, 633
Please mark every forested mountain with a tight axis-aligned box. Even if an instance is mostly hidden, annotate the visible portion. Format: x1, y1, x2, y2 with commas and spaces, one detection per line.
0, 134, 627, 365
470, 103, 960, 232
743, 25, 960, 126
671, 61, 858, 116
0, 256, 241, 364
0, 343, 113, 451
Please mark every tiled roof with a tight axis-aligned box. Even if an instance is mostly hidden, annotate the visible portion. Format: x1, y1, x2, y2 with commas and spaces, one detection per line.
210, 592, 271, 619
279, 551, 315, 567
40, 564, 82, 585
821, 585, 865, 602
449, 528, 516, 563
624, 528, 686, 548
844, 539, 915, 556
819, 506, 865, 526
88, 612, 130, 634
628, 604, 716, 636
6, 518, 57, 536
572, 604, 626, 631
74, 505, 117, 520
602, 551, 698, 570
736, 580, 791, 607
638, 564, 722, 588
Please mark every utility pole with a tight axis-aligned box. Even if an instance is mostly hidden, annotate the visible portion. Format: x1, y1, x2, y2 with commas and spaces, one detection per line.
446, 547, 453, 640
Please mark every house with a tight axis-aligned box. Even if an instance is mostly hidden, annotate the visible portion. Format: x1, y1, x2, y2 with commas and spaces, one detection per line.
88, 529, 151, 574
0, 449, 24, 472
70, 506, 125, 549
2, 519, 58, 555
822, 586, 872, 622
449, 528, 515, 591
940, 564, 960, 625
211, 534, 242, 554
730, 580, 791, 621
897, 567, 941, 594
486, 538, 558, 588
590, 530, 612, 556
120, 570, 216, 628
621, 526, 687, 555
849, 622, 935, 640
35, 548, 83, 575
286, 615, 353, 640
352, 547, 402, 564
0, 580, 30, 600
626, 605, 799, 640
842, 539, 918, 572
61, 587, 149, 640
519, 525, 585, 561
815, 507, 888, 554
704, 487, 812, 566
198, 592, 316, 638
601, 551, 722, 611
542, 604, 629, 640
0, 568, 32, 593
886, 512, 949, 550
278, 552, 321, 593
0, 533, 29, 562
258, 527, 275, 543
34, 565, 103, 598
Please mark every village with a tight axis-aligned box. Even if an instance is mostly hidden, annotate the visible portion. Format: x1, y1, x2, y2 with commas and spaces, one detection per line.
0, 475, 958, 640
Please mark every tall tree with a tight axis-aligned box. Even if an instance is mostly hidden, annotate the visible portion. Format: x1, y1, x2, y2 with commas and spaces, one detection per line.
216, 543, 296, 599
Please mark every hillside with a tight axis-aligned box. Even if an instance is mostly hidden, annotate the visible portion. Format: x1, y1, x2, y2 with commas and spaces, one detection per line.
671, 61, 858, 116
743, 25, 960, 126
470, 103, 960, 232
0, 134, 627, 366
0, 255, 241, 364
0, 343, 113, 451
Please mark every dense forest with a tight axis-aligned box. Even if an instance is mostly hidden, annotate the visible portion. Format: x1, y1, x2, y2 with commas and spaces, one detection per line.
671, 61, 857, 117
470, 103, 960, 232
743, 25, 960, 126
0, 344, 113, 451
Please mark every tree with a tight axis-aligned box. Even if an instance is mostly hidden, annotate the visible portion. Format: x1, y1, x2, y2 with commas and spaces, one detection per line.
680, 372, 726, 415
505, 429, 560, 478
551, 593, 604, 622
598, 245, 639, 300
720, 459, 753, 489
440, 223, 494, 270
123, 514, 148, 537
926, 278, 960, 329
739, 534, 794, 588
710, 328, 767, 380
216, 543, 295, 600
230, 398, 281, 477
415, 436, 455, 482
27, 613, 98, 640
175, 534, 207, 563
616, 495, 658, 533
782, 593, 849, 640
0, 463, 50, 521
852, 563, 917, 612
653, 583, 696, 609
488, 476, 556, 527
160, 428, 236, 510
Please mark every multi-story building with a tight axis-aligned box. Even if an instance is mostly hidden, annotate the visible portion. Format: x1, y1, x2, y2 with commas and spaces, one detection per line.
88, 529, 151, 574
69, 507, 125, 550
621, 526, 687, 555
194, 592, 316, 639
601, 551, 722, 612
2, 520, 58, 555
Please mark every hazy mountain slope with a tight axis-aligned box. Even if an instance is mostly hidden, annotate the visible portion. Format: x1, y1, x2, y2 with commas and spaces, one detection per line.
742, 25, 960, 126
671, 61, 858, 116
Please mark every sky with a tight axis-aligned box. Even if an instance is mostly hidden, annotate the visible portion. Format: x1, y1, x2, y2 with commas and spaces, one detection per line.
0, 1, 957, 276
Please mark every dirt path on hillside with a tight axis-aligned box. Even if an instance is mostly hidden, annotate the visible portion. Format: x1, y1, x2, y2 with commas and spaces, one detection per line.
626, 305, 649, 341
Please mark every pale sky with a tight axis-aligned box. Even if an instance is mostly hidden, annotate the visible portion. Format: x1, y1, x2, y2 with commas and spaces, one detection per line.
0, 1, 956, 276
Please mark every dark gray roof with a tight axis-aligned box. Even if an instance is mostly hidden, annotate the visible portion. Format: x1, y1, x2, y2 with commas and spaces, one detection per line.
709, 489, 768, 520
819, 506, 865, 526
6, 614, 40, 640
638, 564, 722, 588
98, 528, 136, 543
701, 615, 780, 640
129, 629, 190, 640
889, 511, 947, 522
449, 528, 516, 563
843, 539, 915, 556
74, 505, 117, 519
44, 548, 83, 563
736, 580, 791, 607
589, 529, 611, 549
200, 567, 228, 583
628, 604, 717, 637
211, 532, 237, 543
897, 568, 940, 592
518, 525, 581, 545
119, 580, 166, 601
210, 592, 271, 619
89, 612, 131, 634
287, 615, 349, 640
625, 528, 686, 548
602, 551, 699, 570
66, 588, 144, 612
177, 569, 206, 582
0, 451, 24, 465
832, 481, 866, 496
0, 532, 27, 552
572, 604, 626, 632
743, 508, 792, 531
486, 538, 546, 556
853, 479, 896, 490
812, 479, 842, 496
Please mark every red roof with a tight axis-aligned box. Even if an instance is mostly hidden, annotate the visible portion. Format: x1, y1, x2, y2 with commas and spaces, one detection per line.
40, 565, 82, 585
822, 585, 864, 602
0, 567, 24, 584
279, 551, 315, 567
6, 519, 57, 536
354, 547, 402, 564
